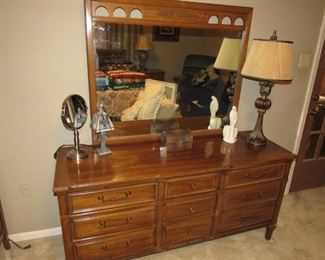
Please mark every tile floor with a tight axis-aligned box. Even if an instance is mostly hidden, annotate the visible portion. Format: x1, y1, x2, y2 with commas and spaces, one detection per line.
1, 186, 324, 260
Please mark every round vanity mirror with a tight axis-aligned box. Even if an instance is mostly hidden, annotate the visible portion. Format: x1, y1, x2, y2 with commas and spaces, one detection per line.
61, 94, 88, 130
61, 95, 89, 162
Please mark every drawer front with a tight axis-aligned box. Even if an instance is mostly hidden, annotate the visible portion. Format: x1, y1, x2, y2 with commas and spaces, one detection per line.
223, 181, 281, 210
69, 184, 156, 214
163, 217, 212, 249
165, 195, 215, 223
221, 204, 275, 232
225, 165, 283, 188
75, 229, 154, 260
72, 206, 155, 239
166, 175, 217, 198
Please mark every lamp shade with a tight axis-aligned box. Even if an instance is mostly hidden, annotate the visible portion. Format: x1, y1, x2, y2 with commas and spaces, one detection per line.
135, 35, 153, 51
241, 38, 293, 82
214, 38, 241, 71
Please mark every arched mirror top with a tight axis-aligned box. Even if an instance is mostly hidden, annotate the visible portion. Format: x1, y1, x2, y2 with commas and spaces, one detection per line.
85, 0, 253, 144
88, 0, 251, 30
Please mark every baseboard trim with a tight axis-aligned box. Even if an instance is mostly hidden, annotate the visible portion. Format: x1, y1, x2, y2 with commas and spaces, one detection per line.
9, 227, 62, 242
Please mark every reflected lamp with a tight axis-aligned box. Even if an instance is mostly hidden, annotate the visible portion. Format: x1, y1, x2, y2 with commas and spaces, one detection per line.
135, 34, 153, 71
214, 38, 241, 125
241, 31, 293, 146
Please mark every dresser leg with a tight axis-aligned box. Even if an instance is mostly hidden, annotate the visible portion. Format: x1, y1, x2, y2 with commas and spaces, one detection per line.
265, 224, 276, 240
2, 235, 11, 249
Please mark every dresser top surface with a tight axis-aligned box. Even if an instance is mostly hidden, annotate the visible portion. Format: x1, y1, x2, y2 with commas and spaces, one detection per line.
53, 132, 295, 193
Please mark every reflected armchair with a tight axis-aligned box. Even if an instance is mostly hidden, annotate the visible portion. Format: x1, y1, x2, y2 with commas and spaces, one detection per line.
175, 55, 230, 117
174, 54, 216, 91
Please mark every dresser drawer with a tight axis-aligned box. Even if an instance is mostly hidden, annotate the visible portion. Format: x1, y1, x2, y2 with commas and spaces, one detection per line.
162, 217, 212, 249
166, 175, 218, 198
225, 165, 283, 188
221, 204, 275, 232
165, 194, 215, 223
223, 181, 281, 211
71, 205, 155, 239
69, 184, 156, 214
74, 228, 154, 260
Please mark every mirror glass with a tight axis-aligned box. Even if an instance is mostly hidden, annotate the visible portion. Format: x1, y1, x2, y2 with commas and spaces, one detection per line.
92, 22, 242, 134
61, 94, 88, 131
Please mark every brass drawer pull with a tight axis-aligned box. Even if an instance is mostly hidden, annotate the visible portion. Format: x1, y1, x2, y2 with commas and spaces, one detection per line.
101, 240, 131, 252
239, 213, 259, 222
99, 216, 132, 228
101, 245, 110, 252
240, 192, 264, 201
97, 191, 132, 203
244, 170, 269, 179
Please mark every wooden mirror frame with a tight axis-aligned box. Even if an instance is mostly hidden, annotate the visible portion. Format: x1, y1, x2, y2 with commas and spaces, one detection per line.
85, 0, 253, 144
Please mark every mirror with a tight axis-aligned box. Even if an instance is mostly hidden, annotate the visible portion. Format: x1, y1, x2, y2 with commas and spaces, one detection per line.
61, 94, 88, 161
61, 94, 88, 130
85, 0, 253, 144
94, 24, 240, 118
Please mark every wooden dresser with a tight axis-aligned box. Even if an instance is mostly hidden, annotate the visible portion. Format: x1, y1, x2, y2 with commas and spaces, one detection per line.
53, 133, 295, 260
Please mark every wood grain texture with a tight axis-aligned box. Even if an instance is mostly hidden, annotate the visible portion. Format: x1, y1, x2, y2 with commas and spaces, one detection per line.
71, 205, 155, 239
53, 132, 295, 259
74, 228, 155, 260
220, 203, 275, 232
53, 133, 294, 193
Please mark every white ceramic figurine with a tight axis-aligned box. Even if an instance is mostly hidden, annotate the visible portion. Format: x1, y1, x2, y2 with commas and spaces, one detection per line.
223, 106, 238, 143
208, 96, 222, 130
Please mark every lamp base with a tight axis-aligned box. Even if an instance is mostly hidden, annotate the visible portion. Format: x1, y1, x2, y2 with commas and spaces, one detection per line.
96, 131, 112, 156
138, 51, 149, 72
247, 80, 274, 146
247, 120, 268, 146
96, 146, 112, 156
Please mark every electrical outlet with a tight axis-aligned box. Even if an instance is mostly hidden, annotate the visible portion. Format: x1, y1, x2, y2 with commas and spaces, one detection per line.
20, 183, 32, 198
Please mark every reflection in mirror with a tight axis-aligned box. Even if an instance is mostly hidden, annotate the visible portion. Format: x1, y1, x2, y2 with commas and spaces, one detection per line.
61, 95, 88, 162
93, 23, 242, 129
214, 38, 242, 125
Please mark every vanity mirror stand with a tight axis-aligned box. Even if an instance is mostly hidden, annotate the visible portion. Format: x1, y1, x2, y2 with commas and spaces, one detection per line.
61, 95, 89, 161
53, 1, 295, 260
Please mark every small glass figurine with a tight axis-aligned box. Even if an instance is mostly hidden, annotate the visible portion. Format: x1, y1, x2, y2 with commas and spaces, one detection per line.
91, 100, 114, 155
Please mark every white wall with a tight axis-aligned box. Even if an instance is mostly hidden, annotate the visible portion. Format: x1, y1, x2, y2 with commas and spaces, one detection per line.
0, 0, 324, 234
0, 0, 91, 233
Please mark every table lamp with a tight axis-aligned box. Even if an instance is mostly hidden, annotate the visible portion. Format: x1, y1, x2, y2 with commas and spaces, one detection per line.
241, 31, 293, 146
135, 34, 153, 71
214, 37, 241, 125
91, 100, 115, 155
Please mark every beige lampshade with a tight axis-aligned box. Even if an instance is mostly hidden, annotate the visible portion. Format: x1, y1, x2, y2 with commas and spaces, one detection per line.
241, 38, 293, 82
214, 38, 241, 71
135, 35, 153, 51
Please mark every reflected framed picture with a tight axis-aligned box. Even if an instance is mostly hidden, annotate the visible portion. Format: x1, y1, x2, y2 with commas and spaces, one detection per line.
153, 26, 180, 42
